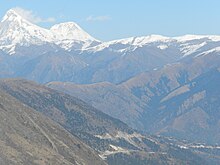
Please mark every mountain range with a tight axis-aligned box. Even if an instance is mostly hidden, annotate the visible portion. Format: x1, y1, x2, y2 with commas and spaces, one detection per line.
1, 8, 220, 164
1, 9, 220, 84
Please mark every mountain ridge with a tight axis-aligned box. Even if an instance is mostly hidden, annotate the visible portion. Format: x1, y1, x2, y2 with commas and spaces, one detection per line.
1, 9, 220, 55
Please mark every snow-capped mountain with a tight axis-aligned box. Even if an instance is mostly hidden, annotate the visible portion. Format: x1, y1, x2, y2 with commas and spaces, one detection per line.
0, 9, 99, 54
51, 22, 97, 41
0, 9, 54, 54
50, 22, 100, 50
85, 34, 220, 57
85, 35, 172, 52
1, 9, 220, 56
77, 34, 220, 84
1, 9, 220, 84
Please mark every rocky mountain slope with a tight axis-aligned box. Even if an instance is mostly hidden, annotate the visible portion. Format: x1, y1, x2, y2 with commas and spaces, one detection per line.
0, 87, 106, 165
49, 50, 220, 145
47, 81, 146, 129
0, 78, 211, 165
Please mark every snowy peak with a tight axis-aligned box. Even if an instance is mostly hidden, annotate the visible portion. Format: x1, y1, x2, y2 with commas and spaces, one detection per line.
50, 22, 98, 42
1, 9, 21, 23
0, 9, 100, 54
50, 22, 100, 50
0, 9, 53, 47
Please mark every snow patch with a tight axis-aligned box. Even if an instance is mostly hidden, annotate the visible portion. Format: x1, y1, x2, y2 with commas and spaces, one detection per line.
99, 144, 130, 160
196, 46, 220, 57
157, 45, 168, 50
180, 42, 207, 56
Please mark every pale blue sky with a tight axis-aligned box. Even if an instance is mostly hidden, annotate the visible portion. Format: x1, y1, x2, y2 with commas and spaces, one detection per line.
1, 0, 220, 41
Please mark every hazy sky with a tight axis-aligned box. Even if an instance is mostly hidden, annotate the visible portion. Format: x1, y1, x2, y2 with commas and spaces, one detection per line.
1, 0, 220, 41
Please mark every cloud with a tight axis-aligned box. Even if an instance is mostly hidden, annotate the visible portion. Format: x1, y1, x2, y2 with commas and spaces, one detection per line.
86, 15, 111, 22
13, 7, 56, 23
